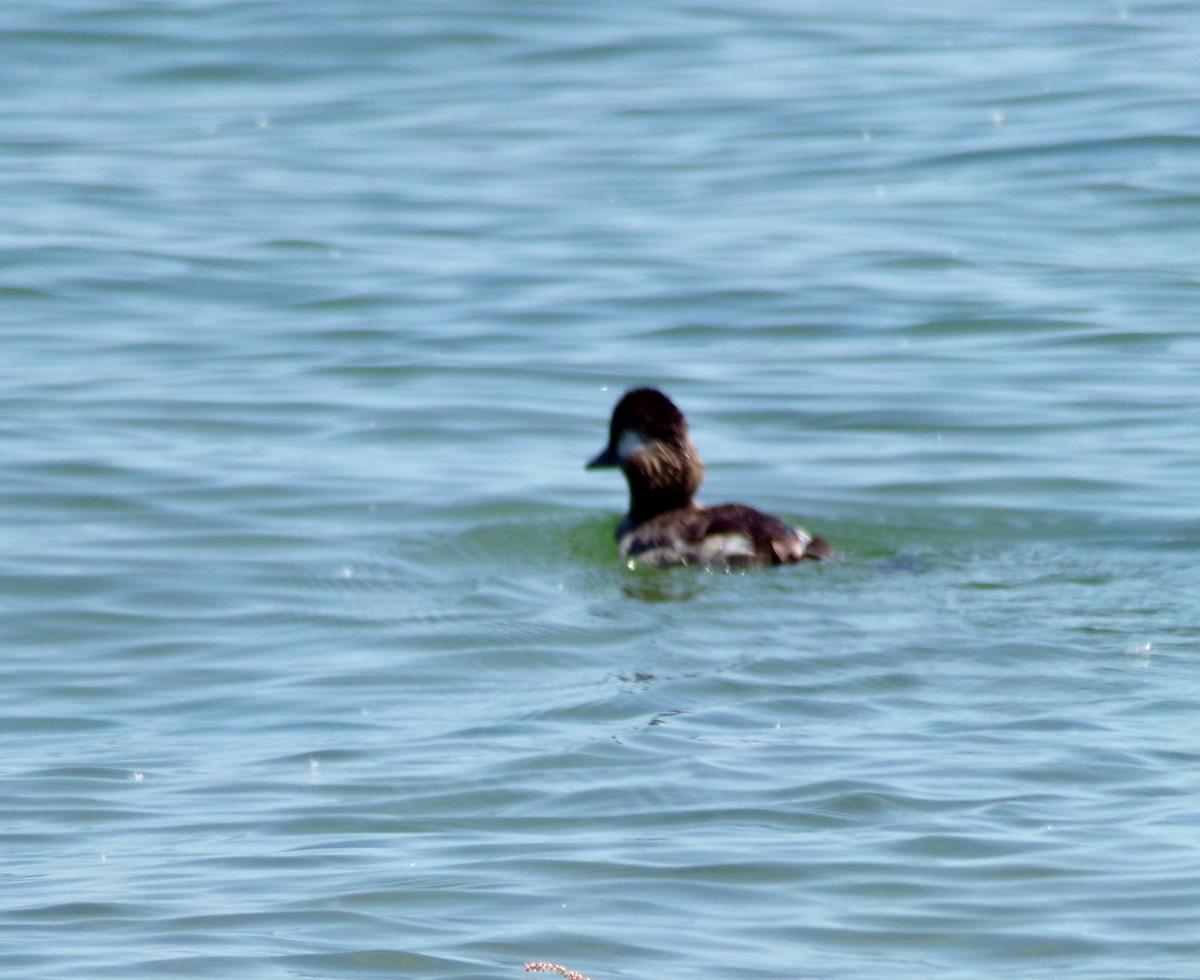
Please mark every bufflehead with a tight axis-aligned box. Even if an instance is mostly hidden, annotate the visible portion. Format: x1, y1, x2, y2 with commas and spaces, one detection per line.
587, 387, 832, 568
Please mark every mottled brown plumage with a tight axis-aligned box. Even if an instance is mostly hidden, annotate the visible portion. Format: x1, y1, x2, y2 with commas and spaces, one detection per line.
587, 388, 831, 568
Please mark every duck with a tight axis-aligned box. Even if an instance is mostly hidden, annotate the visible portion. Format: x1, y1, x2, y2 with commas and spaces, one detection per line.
587, 387, 832, 568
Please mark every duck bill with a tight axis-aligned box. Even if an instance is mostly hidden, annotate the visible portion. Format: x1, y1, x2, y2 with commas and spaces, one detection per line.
586, 445, 619, 469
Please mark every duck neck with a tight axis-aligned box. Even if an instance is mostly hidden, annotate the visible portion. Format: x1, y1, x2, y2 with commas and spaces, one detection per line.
621, 444, 704, 525
626, 482, 697, 526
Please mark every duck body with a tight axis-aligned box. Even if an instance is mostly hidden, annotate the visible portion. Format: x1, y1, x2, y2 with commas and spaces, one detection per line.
587, 387, 831, 569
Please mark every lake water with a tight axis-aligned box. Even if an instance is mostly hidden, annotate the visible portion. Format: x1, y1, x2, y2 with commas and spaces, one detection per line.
4, 2, 1200, 978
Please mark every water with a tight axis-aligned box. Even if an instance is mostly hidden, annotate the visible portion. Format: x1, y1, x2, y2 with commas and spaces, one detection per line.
4, 1, 1200, 977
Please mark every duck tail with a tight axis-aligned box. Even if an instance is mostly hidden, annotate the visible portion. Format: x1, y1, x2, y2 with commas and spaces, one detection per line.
803, 535, 834, 561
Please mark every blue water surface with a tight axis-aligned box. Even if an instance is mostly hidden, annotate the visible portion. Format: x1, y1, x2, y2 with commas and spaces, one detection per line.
3, 2, 1200, 978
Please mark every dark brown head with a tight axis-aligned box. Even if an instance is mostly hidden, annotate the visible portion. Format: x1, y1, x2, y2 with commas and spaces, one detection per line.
587, 388, 705, 523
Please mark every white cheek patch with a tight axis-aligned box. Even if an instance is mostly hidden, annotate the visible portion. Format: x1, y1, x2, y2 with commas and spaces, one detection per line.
616, 428, 651, 461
